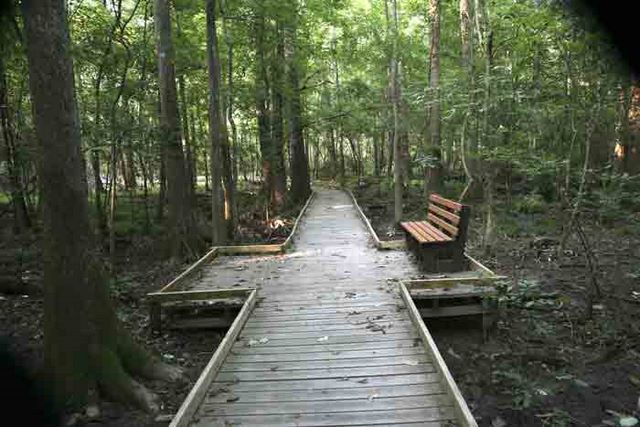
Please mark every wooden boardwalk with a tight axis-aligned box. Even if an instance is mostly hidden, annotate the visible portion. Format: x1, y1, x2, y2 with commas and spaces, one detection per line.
171, 188, 475, 426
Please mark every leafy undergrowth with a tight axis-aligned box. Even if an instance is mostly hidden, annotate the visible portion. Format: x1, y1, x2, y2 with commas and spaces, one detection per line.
350, 177, 640, 427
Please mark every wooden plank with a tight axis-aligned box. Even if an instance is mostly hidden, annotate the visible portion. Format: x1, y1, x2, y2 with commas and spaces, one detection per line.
169, 289, 257, 427
205, 382, 445, 404
229, 338, 423, 355
169, 317, 233, 330
238, 326, 410, 341
282, 190, 316, 250
401, 221, 431, 243
192, 406, 456, 426
429, 203, 461, 225
254, 298, 398, 310
200, 394, 451, 417
466, 253, 498, 276
252, 302, 401, 314
423, 222, 454, 241
347, 189, 383, 248
427, 213, 458, 237
419, 305, 487, 318
147, 288, 252, 304
235, 330, 418, 347
245, 313, 409, 328
156, 247, 219, 293
217, 244, 282, 255
248, 308, 404, 322
429, 193, 463, 211
211, 372, 442, 392
399, 282, 478, 427
225, 346, 426, 363
215, 364, 433, 382
242, 319, 411, 335
221, 354, 430, 372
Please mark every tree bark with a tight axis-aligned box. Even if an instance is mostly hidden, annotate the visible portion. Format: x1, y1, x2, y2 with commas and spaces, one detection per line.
286, 3, 311, 203
270, 23, 288, 209
155, 0, 200, 257
390, 0, 403, 223
425, 0, 443, 196
22, 0, 182, 412
206, 0, 228, 244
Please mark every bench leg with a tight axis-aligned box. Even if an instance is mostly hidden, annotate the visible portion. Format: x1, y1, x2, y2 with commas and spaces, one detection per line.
150, 302, 162, 332
421, 246, 439, 273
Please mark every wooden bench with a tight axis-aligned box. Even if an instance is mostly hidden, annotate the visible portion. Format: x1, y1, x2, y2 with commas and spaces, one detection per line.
400, 194, 470, 272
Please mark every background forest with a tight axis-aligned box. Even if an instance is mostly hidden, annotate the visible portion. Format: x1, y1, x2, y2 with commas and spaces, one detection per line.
1, 0, 640, 425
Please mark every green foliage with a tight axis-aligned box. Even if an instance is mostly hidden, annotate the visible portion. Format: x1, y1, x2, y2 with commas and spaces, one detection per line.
512, 193, 547, 214
494, 279, 565, 311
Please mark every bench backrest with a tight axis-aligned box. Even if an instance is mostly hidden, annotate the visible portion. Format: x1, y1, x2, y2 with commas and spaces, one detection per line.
427, 194, 471, 244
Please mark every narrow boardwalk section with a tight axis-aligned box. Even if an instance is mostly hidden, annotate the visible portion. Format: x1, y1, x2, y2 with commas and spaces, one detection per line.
186, 189, 462, 426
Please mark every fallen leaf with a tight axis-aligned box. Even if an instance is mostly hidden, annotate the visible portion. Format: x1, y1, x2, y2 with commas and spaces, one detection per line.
620, 417, 639, 427
492, 416, 507, 427
447, 347, 462, 360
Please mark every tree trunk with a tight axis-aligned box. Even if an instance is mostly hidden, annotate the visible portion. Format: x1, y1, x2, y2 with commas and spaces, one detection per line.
221, 3, 239, 233
458, 0, 477, 200
177, 75, 194, 200
390, 0, 403, 223
270, 23, 288, 209
286, 4, 311, 203
22, 0, 182, 412
155, 0, 200, 257
254, 12, 275, 208
425, 0, 443, 196
206, 0, 228, 244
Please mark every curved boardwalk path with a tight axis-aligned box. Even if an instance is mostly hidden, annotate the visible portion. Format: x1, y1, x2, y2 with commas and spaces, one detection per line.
185, 189, 462, 426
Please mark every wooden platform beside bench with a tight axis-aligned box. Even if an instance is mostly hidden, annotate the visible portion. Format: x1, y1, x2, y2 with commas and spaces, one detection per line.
401, 194, 471, 273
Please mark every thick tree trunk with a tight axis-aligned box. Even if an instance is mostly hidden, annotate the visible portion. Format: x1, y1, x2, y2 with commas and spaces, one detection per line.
206, 0, 229, 244
22, 0, 182, 413
426, 0, 443, 196
155, 0, 200, 257
458, 0, 478, 200
254, 13, 276, 207
220, 6, 238, 234
390, 0, 403, 223
270, 24, 288, 209
286, 7, 311, 203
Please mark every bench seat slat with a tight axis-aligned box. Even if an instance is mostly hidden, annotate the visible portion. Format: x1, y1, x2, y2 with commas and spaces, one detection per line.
400, 221, 452, 244
401, 221, 431, 243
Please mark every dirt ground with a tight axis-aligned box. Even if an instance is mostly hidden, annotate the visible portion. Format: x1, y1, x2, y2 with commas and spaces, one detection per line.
352, 178, 640, 427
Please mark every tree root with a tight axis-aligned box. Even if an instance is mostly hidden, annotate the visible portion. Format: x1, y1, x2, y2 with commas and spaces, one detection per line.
93, 348, 159, 414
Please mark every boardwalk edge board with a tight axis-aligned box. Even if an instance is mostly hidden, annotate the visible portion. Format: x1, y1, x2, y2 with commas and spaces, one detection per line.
169, 289, 257, 427
146, 191, 314, 328
399, 282, 479, 427
346, 189, 406, 250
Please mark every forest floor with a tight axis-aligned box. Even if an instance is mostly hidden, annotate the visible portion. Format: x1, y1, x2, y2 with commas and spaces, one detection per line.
351, 176, 640, 427
0, 183, 305, 426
